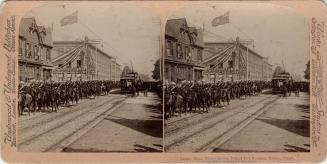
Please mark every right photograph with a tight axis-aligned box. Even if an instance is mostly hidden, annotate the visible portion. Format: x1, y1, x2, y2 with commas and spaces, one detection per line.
163, 3, 310, 153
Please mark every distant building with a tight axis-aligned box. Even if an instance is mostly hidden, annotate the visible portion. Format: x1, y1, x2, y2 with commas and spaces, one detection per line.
164, 18, 205, 83
18, 17, 54, 82
111, 62, 121, 81
51, 37, 121, 81
202, 37, 273, 82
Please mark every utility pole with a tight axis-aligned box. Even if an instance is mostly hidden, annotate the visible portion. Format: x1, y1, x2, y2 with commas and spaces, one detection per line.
85, 38, 101, 80
159, 35, 162, 81
95, 44, 98, 80
239, 38, 254, 81
152, 17, 163, 82
246, 44, 249, 81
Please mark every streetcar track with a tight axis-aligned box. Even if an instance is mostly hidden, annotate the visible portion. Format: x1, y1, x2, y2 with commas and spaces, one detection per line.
165, 95, 274, 136
18, 95, 118, 131
18, 96, 119, 135
164, 96, 277, 151
18, 97, 100, 122
44, 98, 126, 152
166, 95, 269, 126
196, 98, 278, 152
18, 97, 124, 147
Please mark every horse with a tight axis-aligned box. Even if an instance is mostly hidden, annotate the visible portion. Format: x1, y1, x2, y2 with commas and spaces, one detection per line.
18, 92, 33, 116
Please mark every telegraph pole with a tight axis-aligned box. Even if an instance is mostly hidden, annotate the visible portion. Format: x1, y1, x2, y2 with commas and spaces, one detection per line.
159, 35, 162, 81
246, 44, 249, 81
152, 17, 163, 82
239, 38, 253, 81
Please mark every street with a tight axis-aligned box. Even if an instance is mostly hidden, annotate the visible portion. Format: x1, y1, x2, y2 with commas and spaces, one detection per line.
215, 92, 310, 152
164, 91, 309, 153
18, 90, 162, 152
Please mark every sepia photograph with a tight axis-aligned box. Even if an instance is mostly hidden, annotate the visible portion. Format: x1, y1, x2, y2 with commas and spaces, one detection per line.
17, 3, 163, 152
164, 3, 310, 153
1, 0, 327, 163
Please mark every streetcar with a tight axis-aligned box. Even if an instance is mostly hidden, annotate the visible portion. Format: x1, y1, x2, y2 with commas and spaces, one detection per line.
120, 72, 138, 93
271, 72, 292, 93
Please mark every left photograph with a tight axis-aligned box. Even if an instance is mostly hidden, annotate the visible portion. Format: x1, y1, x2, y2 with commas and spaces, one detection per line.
17, 3, 163, 152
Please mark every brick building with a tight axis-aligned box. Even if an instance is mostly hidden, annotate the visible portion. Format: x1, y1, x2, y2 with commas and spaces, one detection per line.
51, 37, 121, 81
18, 17, 54, 82
202, 37, 272, 82
164, 18, 205, 83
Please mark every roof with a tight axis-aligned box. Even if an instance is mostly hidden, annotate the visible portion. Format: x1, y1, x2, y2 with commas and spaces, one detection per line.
165, 18, 188, 38
19, 17, 53, 47
19, 18, 35, 38
165, 18, 204, 48
53, 41, 112, 59
190, 28, 204, 47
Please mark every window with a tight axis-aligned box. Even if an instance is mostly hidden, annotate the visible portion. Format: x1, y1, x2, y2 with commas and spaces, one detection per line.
77, 60, 82, 68
35, 46, 39, 60
172, 42, 176, 56
181, 46, 185, 59
166, 41, 172, 56
197, 49, 202, 61
19, 39, 22, 55
218, 63, 223, 69
40, 47, 43, 60
26, 43, 31, 58
177, 44, 181, 58
185, 47, 190, 60
228, 59, 233, 68
46, 49, 51, 62
31, 45, 35, 59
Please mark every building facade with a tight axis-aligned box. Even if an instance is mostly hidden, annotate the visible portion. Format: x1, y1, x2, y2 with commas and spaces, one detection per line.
262, 58, 273, 81
111, 61, 121, 81
203, 38, 273, 82
18, 17, 54, 82
51, 37, 121, 81
165, 18, 204, 83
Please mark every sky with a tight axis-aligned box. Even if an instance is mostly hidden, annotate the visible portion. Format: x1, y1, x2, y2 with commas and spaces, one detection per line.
170, 3, 309, 80
23, 2, 311, 80
24, 2, 161, 79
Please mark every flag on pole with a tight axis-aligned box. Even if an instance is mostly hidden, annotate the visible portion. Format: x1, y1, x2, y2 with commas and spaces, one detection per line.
211, 11, 229, 27
60, 11, 78, 26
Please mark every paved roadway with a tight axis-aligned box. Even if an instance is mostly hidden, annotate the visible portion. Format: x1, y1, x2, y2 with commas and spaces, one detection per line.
164, 91, 310, 153
18, 90, 162, 152
215, 92, 310, 152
